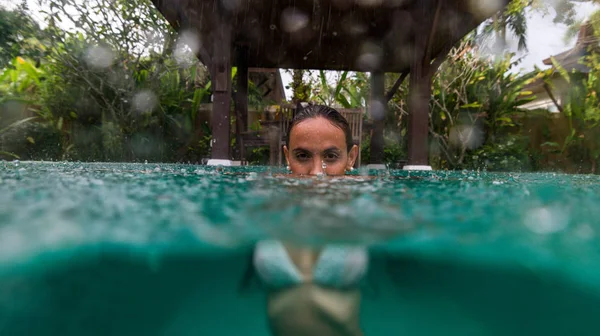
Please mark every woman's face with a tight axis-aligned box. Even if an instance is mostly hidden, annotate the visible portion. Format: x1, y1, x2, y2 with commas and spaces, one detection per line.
283, 117, 358, 176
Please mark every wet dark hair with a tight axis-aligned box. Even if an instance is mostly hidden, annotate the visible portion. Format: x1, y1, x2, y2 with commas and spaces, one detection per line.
286, 104, 354, 152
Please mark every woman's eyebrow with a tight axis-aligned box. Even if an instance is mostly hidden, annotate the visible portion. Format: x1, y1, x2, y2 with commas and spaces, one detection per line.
323, 147, 341, 153
292, 148, 310, 153
292, 147, 341, 154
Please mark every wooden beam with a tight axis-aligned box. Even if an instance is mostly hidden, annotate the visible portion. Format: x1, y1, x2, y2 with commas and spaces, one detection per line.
369, 72, 385, 164
262, 88, 273, 97
424, 0, 443, 68
196, 47, 213, 70
543, 83, 564, 114
385, 72, 408, 102
248, 68, 278, 73
210, 21, 233, 160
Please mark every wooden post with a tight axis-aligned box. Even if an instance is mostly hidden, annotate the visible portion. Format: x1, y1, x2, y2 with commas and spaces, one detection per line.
406, 0, 441, 167
210, 21, 232, 161
236, 46, 249, 132
234, 46, 249, 162
369, 72, 385, 165
407, 51, 431, 166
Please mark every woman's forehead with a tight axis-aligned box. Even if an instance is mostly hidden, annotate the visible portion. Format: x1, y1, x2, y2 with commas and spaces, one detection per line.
289, 118, 346, 150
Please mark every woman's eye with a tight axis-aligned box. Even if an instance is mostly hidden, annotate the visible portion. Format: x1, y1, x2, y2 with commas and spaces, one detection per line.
324, 153, 339, 161
295, 153, 309, 160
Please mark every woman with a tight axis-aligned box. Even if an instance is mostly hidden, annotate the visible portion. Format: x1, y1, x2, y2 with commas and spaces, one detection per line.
247, 105, 369, 336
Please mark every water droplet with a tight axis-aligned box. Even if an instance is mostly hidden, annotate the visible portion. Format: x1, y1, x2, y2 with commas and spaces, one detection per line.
369, 99, 386, 121
355, 0, 383, 7
220, 0, 243, 11
468, 0, 505, 19
84, 45, 115, 69
281, 7, 309, 33
356, 41, 383, 71
144, 160, 148, 164
174, 30, 201, 67
448, 124, 484, 150
132, 89, 158, 113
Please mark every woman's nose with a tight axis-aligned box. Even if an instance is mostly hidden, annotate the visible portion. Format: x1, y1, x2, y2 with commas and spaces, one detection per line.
309, 159, 324, 175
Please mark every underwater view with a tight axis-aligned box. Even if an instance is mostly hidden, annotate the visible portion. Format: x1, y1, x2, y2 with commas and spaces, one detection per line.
1, 161, 600, 335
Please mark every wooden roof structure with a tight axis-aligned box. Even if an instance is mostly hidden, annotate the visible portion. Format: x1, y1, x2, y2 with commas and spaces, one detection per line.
151, 0, 510, 167
153, 0, 506, 73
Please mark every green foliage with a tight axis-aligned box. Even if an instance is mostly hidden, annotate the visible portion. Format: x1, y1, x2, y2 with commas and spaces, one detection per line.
0, 0, 217, 162
0, 3, 46, 69
541, 15, 600, 172
461, 134, 534, 172
0, 120, 63, 160
429, 39, 536, 169
477, 0, 600, 54
360, 133, 406, 167
310, 70, 369, 109
287, 69, 312, 103
0, 56, 45, 100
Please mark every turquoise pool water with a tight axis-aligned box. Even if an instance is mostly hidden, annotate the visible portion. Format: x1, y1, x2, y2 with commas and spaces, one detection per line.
1, 161, 600, 335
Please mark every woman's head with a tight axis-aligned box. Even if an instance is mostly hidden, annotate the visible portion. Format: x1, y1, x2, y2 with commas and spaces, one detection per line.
284, 104, 358, 176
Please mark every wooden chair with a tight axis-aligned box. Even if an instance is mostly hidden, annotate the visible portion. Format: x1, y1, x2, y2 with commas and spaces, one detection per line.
240, 105, 293, 166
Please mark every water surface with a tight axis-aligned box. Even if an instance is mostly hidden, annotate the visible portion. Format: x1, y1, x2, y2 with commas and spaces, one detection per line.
1, 161, 600, 335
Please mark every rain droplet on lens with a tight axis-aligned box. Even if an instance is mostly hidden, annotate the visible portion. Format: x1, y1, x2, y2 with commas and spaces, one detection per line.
356, 41, 383, 71
281, 7, 309, 33
132, 90, 158, 113
220, 0, 243, 12
467, 0, 505, 19
174, 30, 201, 67
369, 99, 386, 121
448, 124, 484, 150
84, 45, 115, 69
355, 0, 383, 7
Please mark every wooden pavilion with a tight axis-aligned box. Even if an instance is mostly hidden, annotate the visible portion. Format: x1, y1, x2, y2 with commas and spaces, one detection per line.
151, 0, 510, 169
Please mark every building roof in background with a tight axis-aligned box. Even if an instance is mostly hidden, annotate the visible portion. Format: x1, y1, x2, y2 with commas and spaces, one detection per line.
522, 21, 597, 97
542, 22, 597, 73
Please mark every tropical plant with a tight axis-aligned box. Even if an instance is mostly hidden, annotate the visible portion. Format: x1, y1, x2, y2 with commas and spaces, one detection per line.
0, 2, 46, 69
429, 39, 537, 169
540, 16, 600, 172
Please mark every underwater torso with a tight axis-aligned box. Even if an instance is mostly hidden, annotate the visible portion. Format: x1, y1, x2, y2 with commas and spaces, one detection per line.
253, 240, 368, 336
